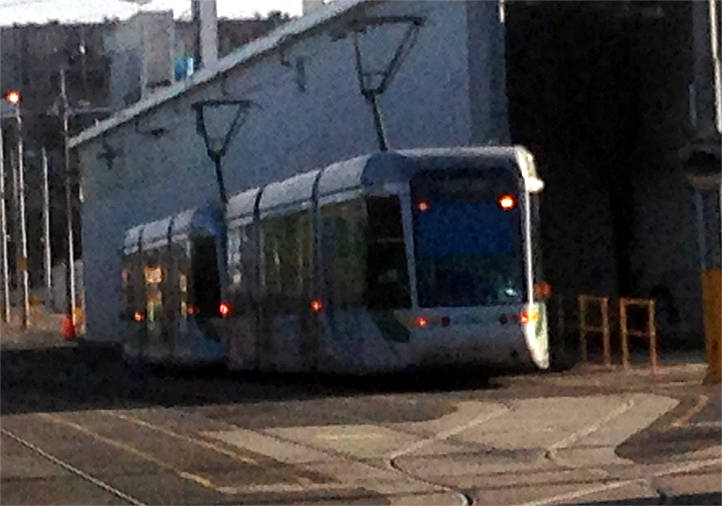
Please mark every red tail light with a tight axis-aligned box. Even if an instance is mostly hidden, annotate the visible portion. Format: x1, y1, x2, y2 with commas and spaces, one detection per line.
219, 301, 233, 317
416, 200, 430, 212
186, 304, 199, 316
415, 316, 429, 328
533, 282, 553, 300
133, 311, 145, 322
310, 299, 324, 313
519, 309, 539, 325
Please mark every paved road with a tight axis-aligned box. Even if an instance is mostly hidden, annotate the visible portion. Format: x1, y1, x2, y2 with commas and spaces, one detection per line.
2, 332, 720, 505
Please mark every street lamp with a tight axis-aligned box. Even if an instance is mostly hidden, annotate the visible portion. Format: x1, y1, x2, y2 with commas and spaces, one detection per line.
3, 89, 29, 328
5, 91, 20, 106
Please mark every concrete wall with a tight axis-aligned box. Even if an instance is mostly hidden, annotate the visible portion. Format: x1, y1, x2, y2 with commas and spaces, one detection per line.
105, 12, 175, 109
626, 3, 705, 346
77, 0, 508, 342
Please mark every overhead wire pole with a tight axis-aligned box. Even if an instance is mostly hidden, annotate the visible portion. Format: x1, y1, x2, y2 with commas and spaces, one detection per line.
60, 69, 76, 321
0, 113, 9, 323
13, 98, 30, 328
192, 99, 253, 205
42, 147, 52, 312
348, 16, 424, 152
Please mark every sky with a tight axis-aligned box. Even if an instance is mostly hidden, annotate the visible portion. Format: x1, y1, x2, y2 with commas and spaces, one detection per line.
0, 0, 303, 25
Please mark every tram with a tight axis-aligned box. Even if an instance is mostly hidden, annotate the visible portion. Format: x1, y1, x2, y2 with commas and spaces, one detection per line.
120, 146, 550, 373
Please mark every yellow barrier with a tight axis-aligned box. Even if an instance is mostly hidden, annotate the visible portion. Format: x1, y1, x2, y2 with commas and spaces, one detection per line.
619, 298, 659, 374
578, 295, 612, 367
702, 269, 721, 384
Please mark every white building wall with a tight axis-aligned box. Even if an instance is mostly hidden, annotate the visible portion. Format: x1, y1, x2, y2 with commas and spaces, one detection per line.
78, 0, 507, 342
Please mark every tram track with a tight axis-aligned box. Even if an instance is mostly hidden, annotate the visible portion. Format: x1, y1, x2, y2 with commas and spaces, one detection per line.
167, 385, 487, 504
1, 426, 145, 506
5, 373, 713, 506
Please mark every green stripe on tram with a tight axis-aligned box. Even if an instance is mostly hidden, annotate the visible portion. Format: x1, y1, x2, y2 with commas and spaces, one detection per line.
370, 310, 411, 343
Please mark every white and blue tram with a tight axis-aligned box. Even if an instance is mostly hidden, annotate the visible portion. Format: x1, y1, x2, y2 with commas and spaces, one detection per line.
120, 146, 550, 373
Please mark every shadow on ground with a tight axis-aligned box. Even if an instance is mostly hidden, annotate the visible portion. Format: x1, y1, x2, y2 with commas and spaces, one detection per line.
574, 491, 722, 505
1, 341, 502, 415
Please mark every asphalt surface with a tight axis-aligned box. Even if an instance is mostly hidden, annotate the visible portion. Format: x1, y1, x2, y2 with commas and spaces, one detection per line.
1, 329, 720, 505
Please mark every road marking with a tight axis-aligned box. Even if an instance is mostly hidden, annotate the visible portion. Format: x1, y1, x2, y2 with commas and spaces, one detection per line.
102, 410, 314, 487
523, 458, 721, 506
548, 397, 635, 451
38, 413, 226, 494
1, 427, 145, 506
387, 405, 509, 460
672, 394, 709, 428
686, 420, 722, 429
316, 432, 385, 440
209, 420, 469, 506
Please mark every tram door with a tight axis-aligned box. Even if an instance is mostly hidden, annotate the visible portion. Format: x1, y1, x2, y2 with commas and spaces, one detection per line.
190, 234, 221, 317
261, 211, 314, 372
121, 251, 145, 358
143, 249, 165, 360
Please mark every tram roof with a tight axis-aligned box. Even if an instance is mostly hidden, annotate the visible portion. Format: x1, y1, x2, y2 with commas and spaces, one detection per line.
123, 224, 144, 254
122, 205, 223, 253
227, 146, 537, 216
126, 146, 538, 245
259, 170, 321, 216
317, 146, 532, 195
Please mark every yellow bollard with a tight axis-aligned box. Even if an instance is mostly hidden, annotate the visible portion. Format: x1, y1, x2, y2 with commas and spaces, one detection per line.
702, 269, 721, 384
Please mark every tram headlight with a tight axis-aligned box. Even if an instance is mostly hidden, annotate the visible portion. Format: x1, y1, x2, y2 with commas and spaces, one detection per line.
498, 194, 516, 211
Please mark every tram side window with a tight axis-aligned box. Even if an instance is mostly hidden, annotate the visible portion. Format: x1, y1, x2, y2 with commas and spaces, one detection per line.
144, 250, 163, 323
242, 224, 259, 302
321, 200, 366, 307
262, 212, 312, 310
262, 217, 283, 298
176, 241, 190, 318
227, 227, 243, 300
121, 255, 137, 319
366, 196, 411, 309
191, 235, 221, 316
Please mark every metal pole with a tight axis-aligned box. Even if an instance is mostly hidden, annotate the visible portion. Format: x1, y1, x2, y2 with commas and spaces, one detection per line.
15, 104, 29, 328
366, 93, 388, 152
0, 120, 9, 323
60, 69, 76, 319
42, 147, 52, 312
710, 0, 721, 134
212, 154, 228, 205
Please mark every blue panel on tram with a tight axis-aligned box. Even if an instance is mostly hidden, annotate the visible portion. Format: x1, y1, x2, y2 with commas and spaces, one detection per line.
415, 202, 515, 257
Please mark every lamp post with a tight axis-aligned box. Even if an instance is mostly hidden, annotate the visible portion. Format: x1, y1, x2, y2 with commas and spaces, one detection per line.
4, 90, 29, 328
59, 69, 76, 322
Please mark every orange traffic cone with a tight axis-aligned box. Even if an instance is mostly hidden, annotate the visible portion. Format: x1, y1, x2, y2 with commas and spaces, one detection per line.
61, 314, 76, 341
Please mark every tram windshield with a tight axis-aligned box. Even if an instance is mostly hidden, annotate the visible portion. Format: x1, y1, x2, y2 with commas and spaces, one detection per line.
412, 169, 524, 308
